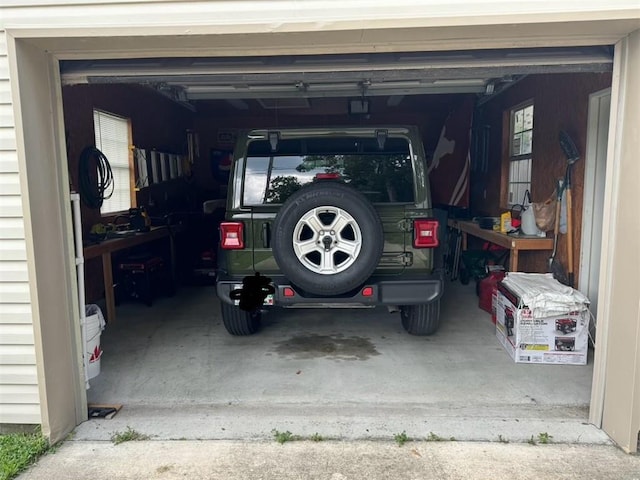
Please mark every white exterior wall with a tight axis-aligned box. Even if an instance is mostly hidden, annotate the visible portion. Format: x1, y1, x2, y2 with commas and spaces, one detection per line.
0, 30, 40, 425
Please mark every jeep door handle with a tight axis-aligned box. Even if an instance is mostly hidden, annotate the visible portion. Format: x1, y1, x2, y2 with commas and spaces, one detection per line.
262, 222, 271, 248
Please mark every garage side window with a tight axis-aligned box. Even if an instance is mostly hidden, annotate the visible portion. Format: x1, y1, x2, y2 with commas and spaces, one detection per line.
93, 109, 134, 214
508, 103, 534, 206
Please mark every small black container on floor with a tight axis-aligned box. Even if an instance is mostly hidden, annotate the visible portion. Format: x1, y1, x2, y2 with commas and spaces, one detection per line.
117, 254, 174, 306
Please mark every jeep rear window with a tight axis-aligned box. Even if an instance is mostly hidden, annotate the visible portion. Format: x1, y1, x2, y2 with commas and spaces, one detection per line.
243, 136, 414, 205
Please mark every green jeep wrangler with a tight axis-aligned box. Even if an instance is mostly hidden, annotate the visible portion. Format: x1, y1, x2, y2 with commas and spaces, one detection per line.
216, 126, 443, 336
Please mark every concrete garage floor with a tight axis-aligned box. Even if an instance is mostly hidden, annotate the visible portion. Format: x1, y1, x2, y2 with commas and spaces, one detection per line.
76, 281, 608, 445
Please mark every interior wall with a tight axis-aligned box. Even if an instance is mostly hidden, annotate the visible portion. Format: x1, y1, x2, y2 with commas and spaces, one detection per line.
428, 96, 475, 208
63, 84, 196, 225
470, 72, 612, 276
193, 94, 466, 194
62, 84, 195, 302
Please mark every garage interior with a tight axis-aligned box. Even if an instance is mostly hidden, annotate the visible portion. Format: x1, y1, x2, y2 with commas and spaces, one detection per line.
60, 46, 613, 441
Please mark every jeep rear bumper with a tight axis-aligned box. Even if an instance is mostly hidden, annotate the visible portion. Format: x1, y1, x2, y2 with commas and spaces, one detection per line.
216, 274, 443, 308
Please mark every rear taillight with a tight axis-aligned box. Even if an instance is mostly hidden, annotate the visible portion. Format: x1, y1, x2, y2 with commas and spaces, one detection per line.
220, 222, 244, 250
413, 219, 439, 248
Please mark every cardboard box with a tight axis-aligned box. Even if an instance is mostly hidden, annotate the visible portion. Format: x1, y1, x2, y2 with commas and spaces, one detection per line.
495, 286, 588, 365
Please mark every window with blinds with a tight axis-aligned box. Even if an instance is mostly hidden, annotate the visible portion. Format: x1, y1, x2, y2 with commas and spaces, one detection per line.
93, 110, 133, 214
508, 102, 534, 206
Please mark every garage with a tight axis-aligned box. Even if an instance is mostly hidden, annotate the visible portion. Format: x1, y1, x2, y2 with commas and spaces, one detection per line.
56, 48, 612, 441
57, 48, 627, 442
1, 1, 639, 453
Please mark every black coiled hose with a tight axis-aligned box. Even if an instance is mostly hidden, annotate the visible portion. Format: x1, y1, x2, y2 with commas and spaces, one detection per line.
78, 146, 114, 209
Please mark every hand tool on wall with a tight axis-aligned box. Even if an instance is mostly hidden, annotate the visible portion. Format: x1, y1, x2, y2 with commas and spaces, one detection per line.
559, 131, 580, 288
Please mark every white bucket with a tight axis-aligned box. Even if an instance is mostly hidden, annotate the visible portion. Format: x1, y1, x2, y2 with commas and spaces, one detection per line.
84, 305, 106, 380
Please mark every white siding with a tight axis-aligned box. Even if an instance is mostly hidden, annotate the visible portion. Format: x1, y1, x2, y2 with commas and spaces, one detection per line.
0, 384, 40, 404
0, 219, 26, 240
0, 240, 28, 261
0, 30, 40, 425
0, 261, 29, 280
0, 173, 22, 195
0, 303, 33, 324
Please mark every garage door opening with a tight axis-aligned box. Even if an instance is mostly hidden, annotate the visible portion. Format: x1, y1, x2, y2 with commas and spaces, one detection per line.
58, 46, 613, 442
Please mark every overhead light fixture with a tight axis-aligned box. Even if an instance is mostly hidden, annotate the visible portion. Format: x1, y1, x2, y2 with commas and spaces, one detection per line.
349, 98, 369, 115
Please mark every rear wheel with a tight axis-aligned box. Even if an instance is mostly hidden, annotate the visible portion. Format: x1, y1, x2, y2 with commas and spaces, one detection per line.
400, 300, 441, 336
220, 302, 261, 335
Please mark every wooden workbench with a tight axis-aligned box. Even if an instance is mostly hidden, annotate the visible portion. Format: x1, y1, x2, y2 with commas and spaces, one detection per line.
447, 219, 554, 272
84, 226, 174, 323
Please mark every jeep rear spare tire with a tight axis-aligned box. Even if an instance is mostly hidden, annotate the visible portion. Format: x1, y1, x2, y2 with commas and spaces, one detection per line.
272, 181, 384, 296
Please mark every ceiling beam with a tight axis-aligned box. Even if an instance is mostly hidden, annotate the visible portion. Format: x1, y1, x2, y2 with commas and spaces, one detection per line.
185, 84, 486, 99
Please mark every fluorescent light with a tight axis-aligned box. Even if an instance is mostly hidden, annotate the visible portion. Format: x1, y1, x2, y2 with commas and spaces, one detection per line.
433, 79, 485, 86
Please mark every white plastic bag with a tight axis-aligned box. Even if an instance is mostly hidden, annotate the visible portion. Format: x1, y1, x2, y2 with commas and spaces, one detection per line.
521, 206, 542, 235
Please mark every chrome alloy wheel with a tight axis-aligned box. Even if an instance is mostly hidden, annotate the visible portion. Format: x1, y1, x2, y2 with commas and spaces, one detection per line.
292, 206, 363, 274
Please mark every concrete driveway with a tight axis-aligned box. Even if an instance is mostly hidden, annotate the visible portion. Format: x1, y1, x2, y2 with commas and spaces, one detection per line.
17, 441, 640, 480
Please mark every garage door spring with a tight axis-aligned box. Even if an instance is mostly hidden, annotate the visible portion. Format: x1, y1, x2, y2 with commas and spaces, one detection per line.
78, 146, 114, 209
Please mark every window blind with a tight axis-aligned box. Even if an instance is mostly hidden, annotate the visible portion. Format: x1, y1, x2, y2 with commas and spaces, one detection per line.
508, 103, 534, 206
93, 110, 131, 214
